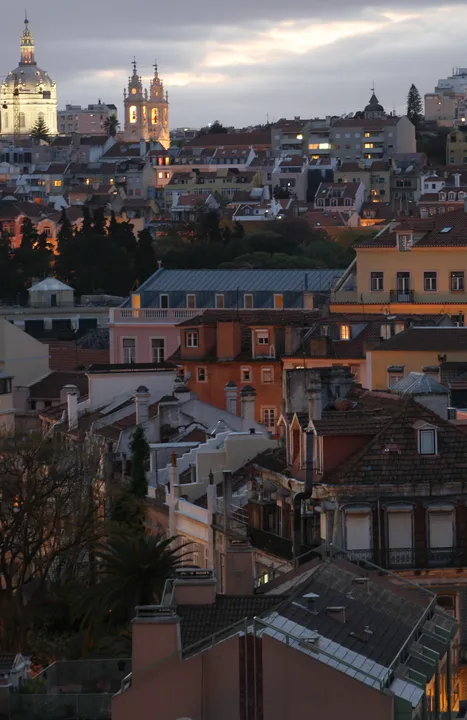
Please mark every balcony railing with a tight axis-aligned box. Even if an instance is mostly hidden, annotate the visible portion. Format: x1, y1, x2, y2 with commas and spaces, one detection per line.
346, 546, 465, 570
389, 289, 415, 303
112, 308, 201, 323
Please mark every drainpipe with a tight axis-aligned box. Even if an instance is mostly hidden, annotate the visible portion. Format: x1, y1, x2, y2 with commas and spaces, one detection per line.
293, 430, 314, 565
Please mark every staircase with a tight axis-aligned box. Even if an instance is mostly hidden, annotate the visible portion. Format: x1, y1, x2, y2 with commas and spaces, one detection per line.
149, 431, 231, 486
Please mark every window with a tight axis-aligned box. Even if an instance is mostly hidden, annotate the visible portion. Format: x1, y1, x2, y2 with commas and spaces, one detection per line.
151, 338, 165, 363
451, 271, 465, 291
196, 366, 207, 382
0, 377, 12, 395
320, 325, 330, 336
244, 294, 253, 309
419, 427, 437, 455
215, 294, 224, 309
388, 366, 404, 388
160, 294, 169, 308
345, 508, 371, 551
151, 108, 158, 124
54, 180, 62, 187
262, 407, 276, 429
429, 507, 454, 548
122, 338, 136, 363
424, 271, 437, 292
397, 233, 412, 251
185, 331, 199, 348
256, 329, 269, 345
129, 105, 137, 123
19, 112, 25, 128
261, 367, 274, 384
396, 272, 410, 293
241, 366, 252, 383
387, 506, 413, 555
186, 294, 196, 309
340, 324, 351, 340
370, 272, 384, 291
273, 294, 283, 309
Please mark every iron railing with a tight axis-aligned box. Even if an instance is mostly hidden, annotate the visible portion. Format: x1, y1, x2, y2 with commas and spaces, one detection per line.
389, 289, 415, 303
346, 547, 465, 570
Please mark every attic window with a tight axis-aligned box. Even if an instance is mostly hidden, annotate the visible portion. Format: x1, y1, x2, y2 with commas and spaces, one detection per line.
440, 226, 453, 233
419, 427, 437, 455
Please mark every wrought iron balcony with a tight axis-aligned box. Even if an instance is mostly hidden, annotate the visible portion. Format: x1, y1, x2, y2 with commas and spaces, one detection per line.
389, 289, 415, 303
345, 546, 465, 570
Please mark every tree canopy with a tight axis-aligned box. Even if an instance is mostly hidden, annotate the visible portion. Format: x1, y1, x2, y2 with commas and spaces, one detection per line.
31, 116, 50, 143
407, 84, 423, 126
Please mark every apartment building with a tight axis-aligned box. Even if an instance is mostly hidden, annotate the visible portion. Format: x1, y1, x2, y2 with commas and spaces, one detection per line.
334, 160, 390, 202
447, 129, 467, 165
57, 102, 117, 135
418, 171, 467, 216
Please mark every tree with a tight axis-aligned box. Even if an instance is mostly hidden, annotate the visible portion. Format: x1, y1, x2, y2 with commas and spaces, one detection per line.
0, 434, 103, 651
103, 113, 120, 138
407, 84, 423, 126
30, 116, 50, 143
75, 534, 187, 628
273, 185, 291, 200
130, 426, 150, 498
13, 218, 53, 290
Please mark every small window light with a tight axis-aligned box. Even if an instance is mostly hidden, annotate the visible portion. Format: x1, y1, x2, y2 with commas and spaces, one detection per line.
440, 226, 453, 233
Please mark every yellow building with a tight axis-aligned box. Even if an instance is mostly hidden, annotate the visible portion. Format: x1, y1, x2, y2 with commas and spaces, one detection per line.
332, 209, 467, 316
447, 129, 467, 165
367, 326, 467, 389
334, 160, 390, 203
163, 169, 257, 208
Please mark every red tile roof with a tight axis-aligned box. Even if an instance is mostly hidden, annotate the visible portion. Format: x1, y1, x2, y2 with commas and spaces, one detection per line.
46, 341, 110, 372
29, 371, 88, 400
185, 132, 271, 149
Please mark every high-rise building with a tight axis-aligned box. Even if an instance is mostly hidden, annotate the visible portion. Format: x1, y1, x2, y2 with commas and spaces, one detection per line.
0, 16, 58, 137
123, 60, 169, 147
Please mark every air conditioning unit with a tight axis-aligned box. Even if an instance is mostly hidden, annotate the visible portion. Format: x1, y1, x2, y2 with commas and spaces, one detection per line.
447, 407, 457, 420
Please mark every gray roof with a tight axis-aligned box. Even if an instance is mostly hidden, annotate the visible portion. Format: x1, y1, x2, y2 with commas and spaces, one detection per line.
28, 277, 74, 292
138, 268, 343, 294
392, 372, 449, 396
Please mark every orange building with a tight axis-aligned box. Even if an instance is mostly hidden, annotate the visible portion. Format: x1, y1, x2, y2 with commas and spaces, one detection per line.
170, 310, 320, 432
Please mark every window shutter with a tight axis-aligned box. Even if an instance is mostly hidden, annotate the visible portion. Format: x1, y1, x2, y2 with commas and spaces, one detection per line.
345, 512, 371, 550
429, 511, 454, 548
388, 512, 412, 549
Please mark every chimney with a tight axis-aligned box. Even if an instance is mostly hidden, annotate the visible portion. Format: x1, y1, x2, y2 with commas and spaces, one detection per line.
65, 385, 79, 431
173, 377, 191, 403
139, 138, 147, 158
454, 172, 461, 188
60, 383, 80, 406
222, 470, 232, 532
131, 606, 181, 682
216, 321, 242, 360
240, 385, 257, 422
134, 385, 150, 425
224, 381, 238, 415
307, 373, 322, 422
224, 541, 254, 595
172, 568, 217, 605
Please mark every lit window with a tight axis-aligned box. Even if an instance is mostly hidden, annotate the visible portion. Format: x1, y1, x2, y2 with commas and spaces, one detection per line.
185, 331, 199, 348
419, 428, 437, 455
296, 134, 303, 140
256, 330, 269, 345
158, 172, 163, 179
122, 338, 136, 363
151, 338, 165, 363
131, 88, 137, 95
262, 407, 276, 429
241, 367, 252, 383
364, 143, 374, 149
340, 325, 351, 340
196, 366, 207, 382
186, 294, 196, 309
54, 180, 62, 187
151, 108, 158, 124
273, 294, 283, 309
129, 105, 137, 123
370, 272, 384, 292
215, 294, 224, 309
143, 105, 147, 123
261, 367, 274, 384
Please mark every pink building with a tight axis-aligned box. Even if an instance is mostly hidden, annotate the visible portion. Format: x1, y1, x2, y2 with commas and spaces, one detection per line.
112, 551, 457, 720
57, 102, 117, 135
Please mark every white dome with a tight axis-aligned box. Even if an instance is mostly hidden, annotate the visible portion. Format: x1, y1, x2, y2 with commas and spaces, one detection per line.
3, 65, 55, 93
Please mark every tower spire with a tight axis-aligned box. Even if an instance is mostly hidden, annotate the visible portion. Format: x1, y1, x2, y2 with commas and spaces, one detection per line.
132, 57, 137, 76
20, 13, 35, 65
153, 59, 158, 75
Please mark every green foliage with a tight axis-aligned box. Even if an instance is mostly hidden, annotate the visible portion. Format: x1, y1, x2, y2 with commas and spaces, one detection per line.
110, 489, 146, 536
130, 426, 150, 498
74, 533, 188, 628
407, 84, 423, 126
31, 116, 50, 143
417, 128, 449, 165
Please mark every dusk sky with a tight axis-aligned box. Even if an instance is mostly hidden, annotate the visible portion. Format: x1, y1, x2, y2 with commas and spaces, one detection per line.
1, 2, 466, 128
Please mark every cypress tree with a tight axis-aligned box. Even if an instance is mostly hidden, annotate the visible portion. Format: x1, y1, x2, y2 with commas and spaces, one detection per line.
130, 426, 150, 498
407, 84, 423, 126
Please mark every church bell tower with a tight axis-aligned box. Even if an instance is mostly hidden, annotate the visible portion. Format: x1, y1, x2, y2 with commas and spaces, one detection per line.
123, 59, 170, 148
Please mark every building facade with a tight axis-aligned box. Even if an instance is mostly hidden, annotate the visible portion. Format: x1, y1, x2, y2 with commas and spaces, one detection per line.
1, 17, 57, 137
57, 102, 117, 135
123, 60, 169, 147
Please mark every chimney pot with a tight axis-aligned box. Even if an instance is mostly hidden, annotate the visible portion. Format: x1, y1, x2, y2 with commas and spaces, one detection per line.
65, 385, 79, 431
134, 385, 150, 425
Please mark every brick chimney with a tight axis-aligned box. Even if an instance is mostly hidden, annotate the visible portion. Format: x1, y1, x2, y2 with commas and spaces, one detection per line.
225, 542, 254, 595
217, 321, 242, 360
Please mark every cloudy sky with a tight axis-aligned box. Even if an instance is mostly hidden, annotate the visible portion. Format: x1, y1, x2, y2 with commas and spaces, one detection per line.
0, 2, 465, 128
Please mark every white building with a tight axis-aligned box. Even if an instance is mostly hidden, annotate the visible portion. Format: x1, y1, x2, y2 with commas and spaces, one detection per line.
1, 16, 58, 137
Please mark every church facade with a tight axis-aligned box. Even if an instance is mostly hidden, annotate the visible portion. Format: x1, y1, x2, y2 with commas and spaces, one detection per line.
123, 60, 169, 147
1, 17, 58, 137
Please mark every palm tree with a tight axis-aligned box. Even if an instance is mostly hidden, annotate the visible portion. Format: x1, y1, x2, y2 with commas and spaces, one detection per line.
75, 533, 189, 629
103, 113, 120, 138
31, 116, 50, 143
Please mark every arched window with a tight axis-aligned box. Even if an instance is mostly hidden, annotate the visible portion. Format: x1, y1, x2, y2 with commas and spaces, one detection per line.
151, 108, 158, 125
19, 112, 25, 128
142, 105, 147, 123
129, 106, 137, 124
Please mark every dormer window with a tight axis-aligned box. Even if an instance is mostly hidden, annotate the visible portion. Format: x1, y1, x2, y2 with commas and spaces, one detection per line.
397, 233, 413, 252
340, 324, 351, 341
418, 426, 437, 455
439, 192, 446, 201
448, 192, 456, 201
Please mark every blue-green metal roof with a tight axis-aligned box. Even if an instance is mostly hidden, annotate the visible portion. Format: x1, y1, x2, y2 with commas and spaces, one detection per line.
138, 268, 343, 293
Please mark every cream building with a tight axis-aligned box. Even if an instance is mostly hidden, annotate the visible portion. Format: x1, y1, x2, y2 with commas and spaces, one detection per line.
1, 16, 58, 138
123, 60, 169, 147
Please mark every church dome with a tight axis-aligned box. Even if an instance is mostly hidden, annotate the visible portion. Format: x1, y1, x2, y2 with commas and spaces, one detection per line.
3, 65, 55, 93
364, 93, 384, 112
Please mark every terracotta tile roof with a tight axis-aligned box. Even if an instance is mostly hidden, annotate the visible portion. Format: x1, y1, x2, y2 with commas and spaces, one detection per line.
46, 341, 110, 372
274, 118, 308, 131
173, 193, 210, 207
212, 146, 251, 157
111, 401, 159, 431
177, 309, 320, 328
102, 142, 146, 158
373, 327, 467, 352
29, 371, 88, 400
324, 399, 467, 485
306, 210, 349, 227
185, 132, 271, 149
333, 117, 399, 128
354, 218, 435, 248
278, 156, 307, 168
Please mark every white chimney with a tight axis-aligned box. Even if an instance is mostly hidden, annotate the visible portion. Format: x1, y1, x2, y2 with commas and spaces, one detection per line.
134, 385, 150, 425
224, 381, 239, 415
240, 385, 257, 422
307, 374, 322, 422
60, 383, 80, 406
455, 172, 461, 188
66, 385, 79, 431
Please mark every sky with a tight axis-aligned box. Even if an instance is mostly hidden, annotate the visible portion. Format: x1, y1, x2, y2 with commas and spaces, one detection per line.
0, 2, 466, 128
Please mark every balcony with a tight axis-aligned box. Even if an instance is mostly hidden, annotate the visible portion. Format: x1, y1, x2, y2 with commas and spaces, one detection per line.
111, 308, 201, 324
390, 289, 415, 303
345, 546, 466, 570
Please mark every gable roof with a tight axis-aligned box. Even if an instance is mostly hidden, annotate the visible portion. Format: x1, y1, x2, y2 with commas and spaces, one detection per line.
372, 327, 467, 352
391, 372, 449, 395
355, 210, 467, 248
28, 371, 88, 401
